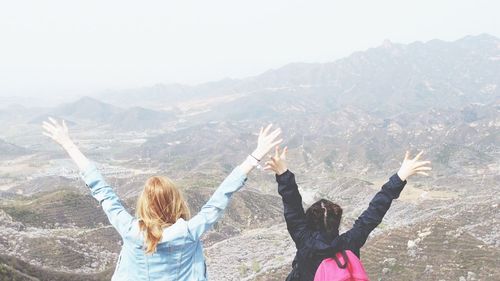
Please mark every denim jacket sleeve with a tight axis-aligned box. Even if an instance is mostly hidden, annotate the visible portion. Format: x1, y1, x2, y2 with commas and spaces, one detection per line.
80, 163, 135, 238
187, 166, 247, 240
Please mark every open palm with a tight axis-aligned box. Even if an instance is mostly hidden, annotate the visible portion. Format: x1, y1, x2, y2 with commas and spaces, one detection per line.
397, 151, 432, 181
42, 117, 72, 147
264, 146, 288, 175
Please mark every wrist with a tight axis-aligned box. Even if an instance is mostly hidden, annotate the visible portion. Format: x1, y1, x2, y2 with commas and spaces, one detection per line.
397, 171, 407, 181
245, 155, 260, 167
276, 167, 288, 176
62, 140, 76, 150
251, 149, 265, 161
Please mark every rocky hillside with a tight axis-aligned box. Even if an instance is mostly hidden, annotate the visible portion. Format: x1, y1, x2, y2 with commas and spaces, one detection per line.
0, 34, 498, 280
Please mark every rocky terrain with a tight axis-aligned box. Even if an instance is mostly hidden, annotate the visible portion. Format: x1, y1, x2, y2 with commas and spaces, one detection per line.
0, 34, 499, 280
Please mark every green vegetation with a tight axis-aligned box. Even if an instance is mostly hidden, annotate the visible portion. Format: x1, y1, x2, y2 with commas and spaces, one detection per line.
252, 259, 261, 273
0, 190, 108, 228
0, 255, 112, 281
0, 263, 32, 281
238, 263, 249, 277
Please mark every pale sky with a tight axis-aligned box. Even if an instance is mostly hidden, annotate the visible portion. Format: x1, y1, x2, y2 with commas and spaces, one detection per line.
0, 0, 499, 98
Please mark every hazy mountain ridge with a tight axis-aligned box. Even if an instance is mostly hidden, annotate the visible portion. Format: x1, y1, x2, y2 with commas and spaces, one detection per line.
26, 97, 176, 132
99, 34, 499, 116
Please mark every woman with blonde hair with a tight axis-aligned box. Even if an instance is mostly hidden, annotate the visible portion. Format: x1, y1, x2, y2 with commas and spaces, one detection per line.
42, 118, 282, 281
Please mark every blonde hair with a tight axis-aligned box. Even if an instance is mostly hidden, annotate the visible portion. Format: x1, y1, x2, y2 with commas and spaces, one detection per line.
136, 176, 190, 254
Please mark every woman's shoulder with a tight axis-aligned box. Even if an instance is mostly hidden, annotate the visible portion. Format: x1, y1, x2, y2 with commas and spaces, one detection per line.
160, 218, 197, 244
123, 219, 197, 248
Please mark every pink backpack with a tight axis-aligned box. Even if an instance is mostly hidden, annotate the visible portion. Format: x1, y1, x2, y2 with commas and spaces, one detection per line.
313, 250, 369, 281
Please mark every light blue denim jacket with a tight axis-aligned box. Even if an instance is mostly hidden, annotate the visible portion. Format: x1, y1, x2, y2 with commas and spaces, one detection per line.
80, 163, 247, 281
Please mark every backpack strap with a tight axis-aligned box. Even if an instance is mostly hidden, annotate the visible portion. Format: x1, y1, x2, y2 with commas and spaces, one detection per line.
332, 250, 349, 269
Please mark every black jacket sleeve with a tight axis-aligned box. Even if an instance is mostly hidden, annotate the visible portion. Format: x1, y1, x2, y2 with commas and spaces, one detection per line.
336, 173, 407, 251
276, 170, 309, 247
277, 170, 407, 258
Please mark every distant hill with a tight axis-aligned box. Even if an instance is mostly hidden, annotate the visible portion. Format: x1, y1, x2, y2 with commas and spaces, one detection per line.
52, 96, 122, 122
30, 96, 176, 131
29, 96, 120, 124
0, 139, 29, 158
109, 106, 176, 131
99, 34, 500, 116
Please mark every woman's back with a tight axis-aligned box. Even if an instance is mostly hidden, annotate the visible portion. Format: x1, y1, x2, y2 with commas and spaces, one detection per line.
42, 119, 282, 280
267, 148, 430, 281
114, 218, 207, 281
81, 163, 248, 281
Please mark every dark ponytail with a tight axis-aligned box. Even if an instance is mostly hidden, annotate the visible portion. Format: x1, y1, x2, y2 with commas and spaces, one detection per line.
305, 199, 343, 236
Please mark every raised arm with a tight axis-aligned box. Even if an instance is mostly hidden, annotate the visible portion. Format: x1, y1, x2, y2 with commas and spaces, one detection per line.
265, 147, 309, 246
338, 151, 431, 250
42, 118, 134, 237
187, 124, 283, 240
277, 169, 309, 246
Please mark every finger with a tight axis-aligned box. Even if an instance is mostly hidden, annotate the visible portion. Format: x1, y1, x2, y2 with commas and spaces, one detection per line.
417, 171, 429, 176
262, 124, 273, 136
263, 166, 273, 171
42, 126, 55, 135
415, 166, 432, 171
43, 122, 56, 132
267, 128, 281, 138
270, 139, 283, 147
42, 132, 54, 139
413, 150, 424, 161
275, 146, 280, 158
43, 121, 56, 129
404, 151, 410, 161
270, 157, 278, 164
267, 128, 282, 140
281, 146, 288, 159
263, 163, 273, 169
62, 120, 68, 131
264, 162, 276, 169
257, 128, 264, 142
263, 165, 277, 172
49, 117, 59, 127
414, 161, 431, 168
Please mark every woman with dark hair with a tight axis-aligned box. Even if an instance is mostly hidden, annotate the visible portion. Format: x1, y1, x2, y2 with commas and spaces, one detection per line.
264, 146, 431, 281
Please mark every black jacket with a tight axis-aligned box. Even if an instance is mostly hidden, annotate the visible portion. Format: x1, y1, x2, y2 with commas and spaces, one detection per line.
276, 170, 407, 281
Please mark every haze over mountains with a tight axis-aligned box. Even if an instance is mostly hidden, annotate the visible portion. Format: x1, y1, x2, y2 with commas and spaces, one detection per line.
99, 34, 499, 115
0, 34, 499, 280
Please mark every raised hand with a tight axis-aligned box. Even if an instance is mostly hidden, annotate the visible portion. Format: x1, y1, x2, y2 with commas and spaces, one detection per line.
264, 146, 288, 175
251, 124, 283, 161
397, 151, 432, 181
42, 117, 73, 148
42, 117, 89, 171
